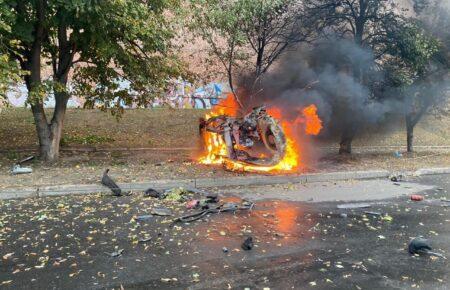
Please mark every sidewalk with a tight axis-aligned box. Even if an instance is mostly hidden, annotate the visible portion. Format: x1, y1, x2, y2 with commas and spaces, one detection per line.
2, 167, 450, 200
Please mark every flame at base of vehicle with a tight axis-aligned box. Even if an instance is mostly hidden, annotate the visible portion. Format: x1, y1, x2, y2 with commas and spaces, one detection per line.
198, 95, 322, 173
222, 135, 299, 172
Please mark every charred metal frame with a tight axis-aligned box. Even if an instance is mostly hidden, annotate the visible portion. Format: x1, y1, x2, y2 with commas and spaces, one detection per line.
200, 106, 286, 166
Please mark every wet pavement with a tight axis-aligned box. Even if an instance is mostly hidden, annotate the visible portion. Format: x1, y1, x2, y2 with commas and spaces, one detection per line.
0, 175, 449, 289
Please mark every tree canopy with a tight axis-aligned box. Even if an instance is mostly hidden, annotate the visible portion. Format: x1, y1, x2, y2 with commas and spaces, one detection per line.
0, 0, 22, 100
190, 0, 309, 99
1, 0, 183, 161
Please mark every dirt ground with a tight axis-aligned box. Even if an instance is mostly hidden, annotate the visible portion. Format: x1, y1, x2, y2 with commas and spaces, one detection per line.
0, 108, 450, 189
2, 108, 450, 150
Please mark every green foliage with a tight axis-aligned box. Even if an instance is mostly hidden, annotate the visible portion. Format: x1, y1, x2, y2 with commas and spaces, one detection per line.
71, 0, 185, 115
384, 20, 448, 121
190, 0, 247, 68
0, 54, 22, 100
0, 1, 23, 100
2, 0, 183, 111
5, 151, 19, 161
25, 80, 66, 106
388, 23, 440, 77
190, 0, 302, 82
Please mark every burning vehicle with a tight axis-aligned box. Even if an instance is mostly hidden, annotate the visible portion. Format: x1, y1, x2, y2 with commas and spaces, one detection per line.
198, 94, 323, 173
199, 105, 286, 167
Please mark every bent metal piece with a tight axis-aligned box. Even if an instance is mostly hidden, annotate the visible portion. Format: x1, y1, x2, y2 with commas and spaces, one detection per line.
173, 202, 254, 223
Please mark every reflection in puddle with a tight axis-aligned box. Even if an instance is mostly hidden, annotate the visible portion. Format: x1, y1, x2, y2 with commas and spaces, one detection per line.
191, 198, 316, 248
273, 200, 301, 234
163, 198, 319, 285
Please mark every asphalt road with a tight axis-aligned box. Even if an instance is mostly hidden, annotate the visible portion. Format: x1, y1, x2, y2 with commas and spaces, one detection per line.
0, 174, 449, 289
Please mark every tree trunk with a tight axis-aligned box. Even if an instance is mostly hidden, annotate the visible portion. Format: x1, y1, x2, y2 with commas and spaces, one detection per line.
29, 88, 69, 162
339, 125, 357, 154
405, 115, 414, 153
48, 89, 69, 161
339, 134, 353, 154
26, 66, 69, 162
28, 94, 70, 162
406, 125, 413, 153
17, 0, 73, 162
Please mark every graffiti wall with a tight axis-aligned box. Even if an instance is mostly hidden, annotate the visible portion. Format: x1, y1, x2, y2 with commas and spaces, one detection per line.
6, 84, 84, 108
5, 80, 230, 109
158, 79, 230, 109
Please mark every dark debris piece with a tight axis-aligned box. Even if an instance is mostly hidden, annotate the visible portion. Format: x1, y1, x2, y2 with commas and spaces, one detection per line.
408, 237, 445, 258
241, 237, 254, 251
205, 192, 219, 203
151, 207, 173, 216
408, 237, 432, 255
18, 155, 35, 164
173, 201, 254, 223
144, 188, 164, 199
105, 249, 124, 257
364, 211, 382, 216
135, 215, 154, 222
138, 237, 152, 243
101, 169, 122, 196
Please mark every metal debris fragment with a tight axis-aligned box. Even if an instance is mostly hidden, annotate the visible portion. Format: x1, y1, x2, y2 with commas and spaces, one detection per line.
337, 203, 371, 209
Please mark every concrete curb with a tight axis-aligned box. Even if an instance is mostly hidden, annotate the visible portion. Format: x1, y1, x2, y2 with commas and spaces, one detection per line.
413, 167, 450, 176
1, 167, 449, 200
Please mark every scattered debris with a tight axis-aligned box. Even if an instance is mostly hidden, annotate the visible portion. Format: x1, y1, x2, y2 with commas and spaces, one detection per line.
408, 237, 445, 258
192, 273, 200, 283
2, 252, 14, 260
18, 155, 35, 164
241, 237, 254, 251
186, 200, 200, 209
205, 192, 219, 203
161, 278, 178, 283
393, 151, 403, 158
164, 187, 192, 202
411, 195, 424, 201
408, 237, 431, 254
339, 213, 348, 218
337, 203, 371, 209
11, 164, 32, 175
222, 247, 229, 253
390, 173, 405, 182
134, 215, 154, 222
222, 202, 239, 210
138, 237, 152, 243
144, 188, 163, 199
381, 214, 393, 222
173, 201, 254, 223
364, 211, 382, 216
101, 169, 122, 196
105, 249, 124, 257
151, 207, 173, 216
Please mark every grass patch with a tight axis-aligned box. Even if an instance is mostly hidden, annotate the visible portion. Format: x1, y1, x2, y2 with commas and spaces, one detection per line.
60, 134, 115, 146
5, 151, 20, 161
1, 107, 449, 150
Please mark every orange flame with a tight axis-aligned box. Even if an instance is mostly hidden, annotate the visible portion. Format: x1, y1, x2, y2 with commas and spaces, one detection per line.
199, 94, 322, 173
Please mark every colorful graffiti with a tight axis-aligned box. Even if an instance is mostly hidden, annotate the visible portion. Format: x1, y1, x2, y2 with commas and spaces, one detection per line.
154, 79, 230, 109
5, 80, 230, 109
